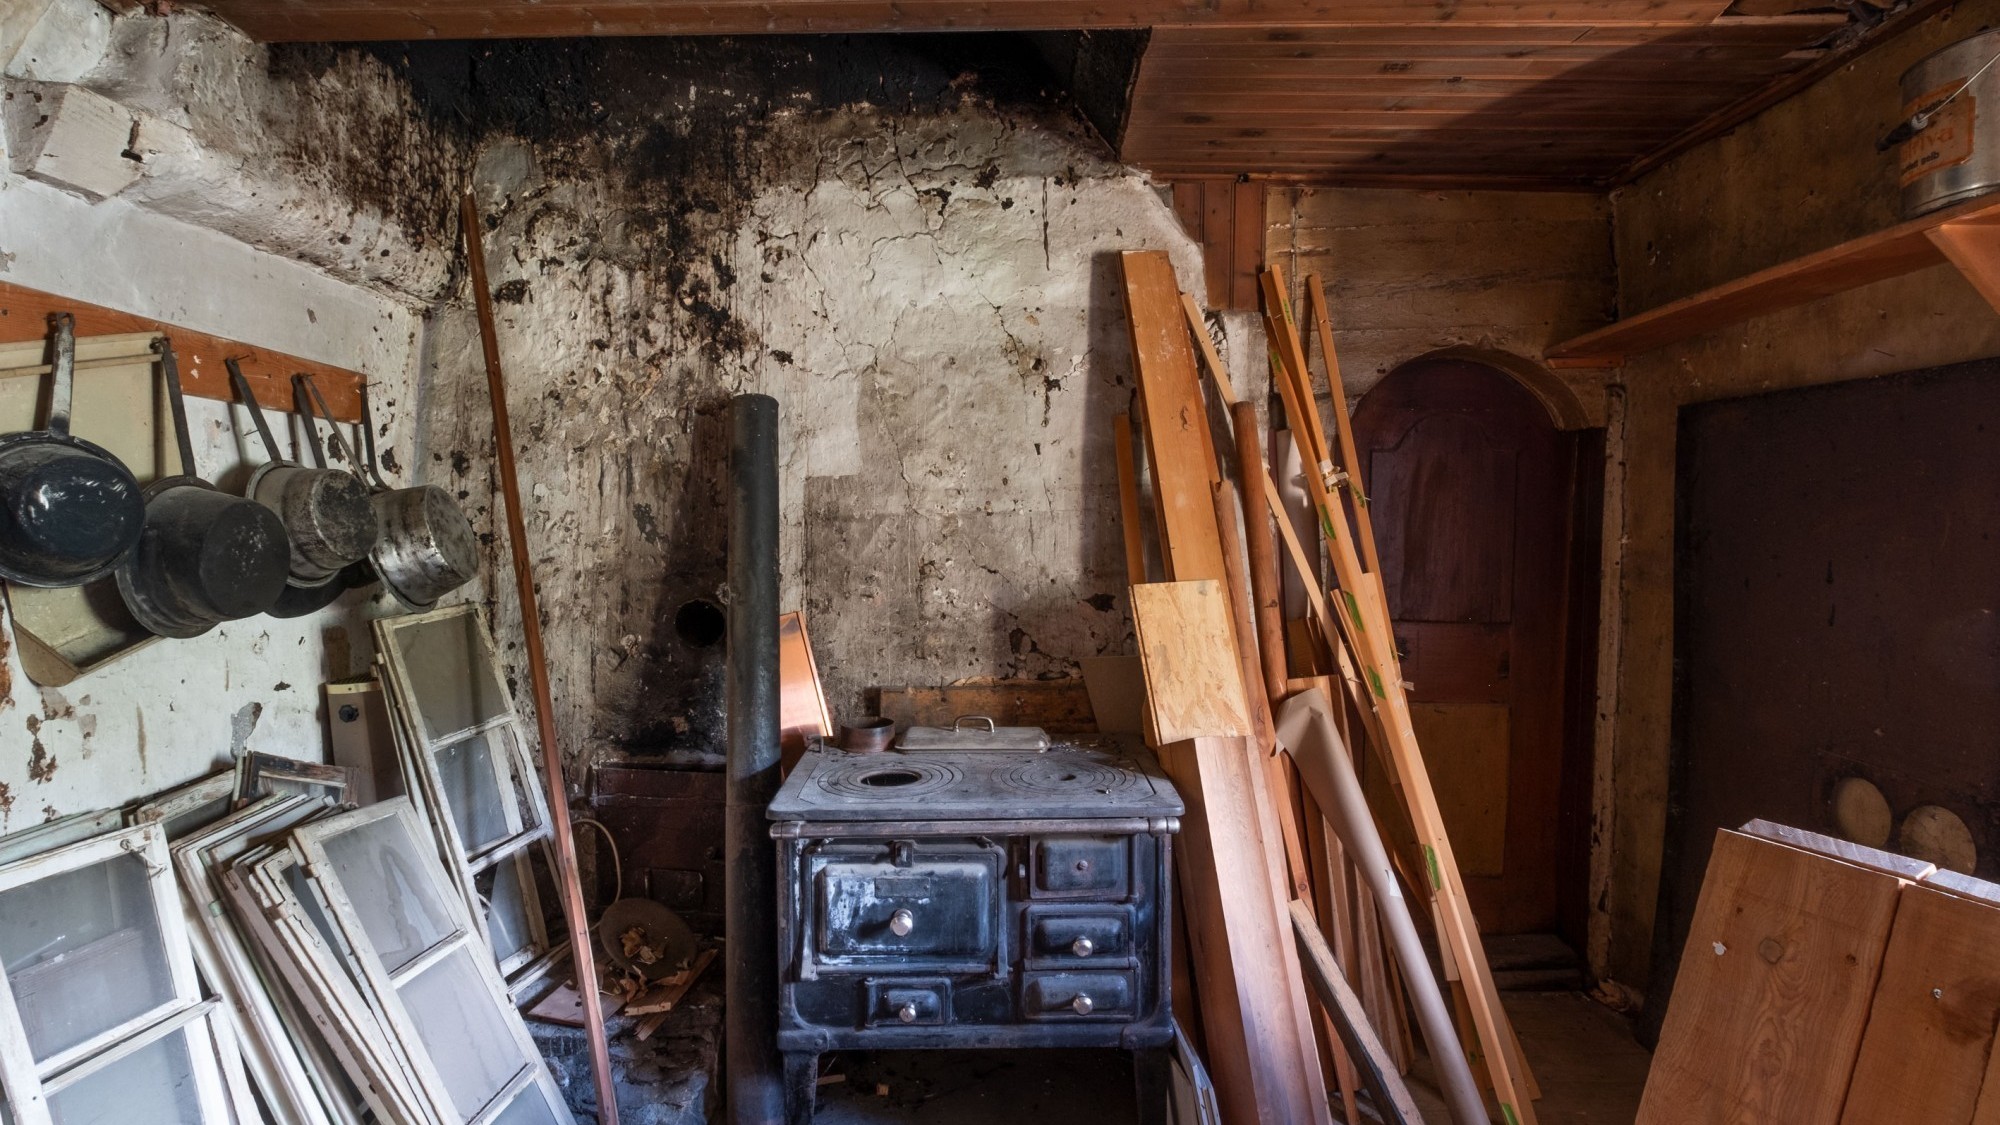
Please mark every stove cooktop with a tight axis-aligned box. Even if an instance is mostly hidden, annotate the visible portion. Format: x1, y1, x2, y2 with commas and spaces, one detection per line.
767, 737, 1184, 822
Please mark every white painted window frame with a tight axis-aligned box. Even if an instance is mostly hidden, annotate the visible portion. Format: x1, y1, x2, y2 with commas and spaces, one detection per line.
174, 793, 368, 1125
0, 824, 236, 1125
288, 799, 575, 1125
374, 606, 567, 998
221, 842, 439, 1125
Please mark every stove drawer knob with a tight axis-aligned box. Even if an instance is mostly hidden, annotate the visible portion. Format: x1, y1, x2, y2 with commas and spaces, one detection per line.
1071, 937, 1095, 957
890, 908, 915, 937
897, 1001, 919, 1024
1071, 994, 1095, 1016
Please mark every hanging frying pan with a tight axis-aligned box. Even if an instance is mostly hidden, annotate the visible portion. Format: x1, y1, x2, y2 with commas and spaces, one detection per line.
0, 313, 146, 587
228, 359, 376, 589
116, 340, 291, 638
265, 375, 378, 619
336, 379, 479, 612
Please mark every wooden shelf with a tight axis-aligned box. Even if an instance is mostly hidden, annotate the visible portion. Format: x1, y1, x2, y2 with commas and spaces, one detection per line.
1546, 193, 2000, 367
0, 280, 366, 422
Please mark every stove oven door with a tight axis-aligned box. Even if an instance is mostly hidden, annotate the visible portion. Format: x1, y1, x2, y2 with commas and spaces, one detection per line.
800, 839, 1005, 979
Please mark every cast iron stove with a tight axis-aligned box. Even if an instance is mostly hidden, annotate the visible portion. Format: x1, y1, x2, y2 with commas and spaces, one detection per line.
768, 732, 1183, 1122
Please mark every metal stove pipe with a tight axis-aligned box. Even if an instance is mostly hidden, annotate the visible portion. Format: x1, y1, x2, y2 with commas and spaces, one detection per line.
726, 393, 786, 1124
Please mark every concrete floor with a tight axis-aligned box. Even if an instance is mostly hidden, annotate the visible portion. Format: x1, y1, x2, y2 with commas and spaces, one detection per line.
806, 992, 1651, 1124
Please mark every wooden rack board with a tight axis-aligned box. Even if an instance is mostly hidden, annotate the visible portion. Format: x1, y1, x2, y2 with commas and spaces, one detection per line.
0, 280, 367, 421
1545, 193, 2000, 367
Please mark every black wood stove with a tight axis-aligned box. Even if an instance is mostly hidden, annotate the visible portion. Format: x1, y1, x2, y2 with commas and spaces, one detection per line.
767, 728, 1184, 1121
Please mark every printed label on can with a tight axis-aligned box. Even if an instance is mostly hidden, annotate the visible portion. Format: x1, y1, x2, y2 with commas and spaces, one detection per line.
1900, 81, 1977, 187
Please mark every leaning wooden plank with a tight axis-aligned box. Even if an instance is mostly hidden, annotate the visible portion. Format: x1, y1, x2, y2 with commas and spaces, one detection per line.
1302, 272, 1383, 577
1113, 413, 1149, 584
1262, 265, 1533, 1119
1636, 828, 1905, 1125
1156, 736, 1329, 1125
1132, 580, 1329, 1125
1123, 251, 1226, 584
1842, 882, 2000, 1124
1291, 900, 1424, 1125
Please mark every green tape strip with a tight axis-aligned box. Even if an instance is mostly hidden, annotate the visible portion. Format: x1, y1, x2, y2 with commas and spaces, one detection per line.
1318, 509, 1339, 543
1340, 589, 1364, 632
1501, 1105, 1521, 1125
1423, 844, 1442, 890
1366, 668, 1386, 699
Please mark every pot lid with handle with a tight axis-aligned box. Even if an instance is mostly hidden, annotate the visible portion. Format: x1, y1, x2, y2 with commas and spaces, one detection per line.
894, 715, 1052, 752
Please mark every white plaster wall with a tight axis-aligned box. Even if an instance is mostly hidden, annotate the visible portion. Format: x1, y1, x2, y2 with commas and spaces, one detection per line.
419, 106, 1208, 767
0, 163, 423, 831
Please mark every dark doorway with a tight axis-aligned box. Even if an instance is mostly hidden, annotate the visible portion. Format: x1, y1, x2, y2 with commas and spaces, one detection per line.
1651, 357, 2000, 1030
1353, 358, 1600, 940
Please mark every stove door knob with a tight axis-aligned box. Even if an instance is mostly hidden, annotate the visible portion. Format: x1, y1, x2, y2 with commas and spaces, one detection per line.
1071, 994, 1095, 1016
1071, 937, 1095, 958
890, 908, 915, 937
897, 1001, 919, 1024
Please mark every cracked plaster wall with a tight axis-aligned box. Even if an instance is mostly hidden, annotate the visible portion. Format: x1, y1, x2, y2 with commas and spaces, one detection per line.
0, 7, 435, 827
420, 103, 1208, 771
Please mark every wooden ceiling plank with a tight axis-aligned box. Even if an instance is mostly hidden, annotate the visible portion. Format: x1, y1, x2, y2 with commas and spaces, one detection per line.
204, 0, 1745, 40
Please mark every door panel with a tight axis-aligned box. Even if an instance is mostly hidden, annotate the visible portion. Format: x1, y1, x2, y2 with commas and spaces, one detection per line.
1354, 359, 1580, 935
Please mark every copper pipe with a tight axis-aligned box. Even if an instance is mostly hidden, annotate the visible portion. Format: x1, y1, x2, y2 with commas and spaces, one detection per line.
1231, 401, 1291, 704
460, 194, 621, 1125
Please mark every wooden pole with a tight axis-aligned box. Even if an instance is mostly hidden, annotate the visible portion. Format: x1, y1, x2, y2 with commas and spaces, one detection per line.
1113, 413, 1148, 585
460, 194, 621, 1125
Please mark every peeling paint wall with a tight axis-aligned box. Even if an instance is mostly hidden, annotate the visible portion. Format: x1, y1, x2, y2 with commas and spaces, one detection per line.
0, 8, 432, 827
412, 55, 1206, 769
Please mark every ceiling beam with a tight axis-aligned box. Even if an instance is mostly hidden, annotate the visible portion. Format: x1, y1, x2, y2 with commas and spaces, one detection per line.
198, 0, 1739, 43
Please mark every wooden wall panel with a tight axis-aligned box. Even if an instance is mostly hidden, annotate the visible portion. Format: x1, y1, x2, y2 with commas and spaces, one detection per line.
1842, 883, 2000, 1125
1169, 180, 1266, 311
1638, 829, 1904, 1125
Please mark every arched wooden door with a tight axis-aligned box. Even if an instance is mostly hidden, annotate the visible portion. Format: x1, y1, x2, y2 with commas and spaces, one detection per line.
1353, 358, 1591, 937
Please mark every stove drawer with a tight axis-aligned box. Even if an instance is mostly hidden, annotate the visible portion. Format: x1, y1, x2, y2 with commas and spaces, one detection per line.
1025, 906, 1133, 965
805, 843, 1003, 974
1021, 970, 1134, 1020
1031, 835, 1130, 898
865, 977, 951, 1027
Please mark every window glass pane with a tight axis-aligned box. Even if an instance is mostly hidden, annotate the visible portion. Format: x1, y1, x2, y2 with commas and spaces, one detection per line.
398, 948, 523, 1121
434, 735, 509, 855
0, 852, 175, 1061
491, 1084, 561, 1125
389, 613, 510, 741
46, 1026, 203, 1125
159, 797, 233, 843
319, 816, 455, 974
477, 860, 533, 965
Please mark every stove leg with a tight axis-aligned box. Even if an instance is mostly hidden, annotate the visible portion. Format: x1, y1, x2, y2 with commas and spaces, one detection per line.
1133, 1047, 1170, 1125
782, 1051, 818, 1124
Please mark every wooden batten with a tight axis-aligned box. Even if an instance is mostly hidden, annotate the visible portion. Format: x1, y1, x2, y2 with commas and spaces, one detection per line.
0, 280, 368, 421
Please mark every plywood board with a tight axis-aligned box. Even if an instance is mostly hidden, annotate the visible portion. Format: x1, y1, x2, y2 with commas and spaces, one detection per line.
1842, 884, 2000, 1125
1129, 581, 1252, 743
1637, 829, 1905, 1125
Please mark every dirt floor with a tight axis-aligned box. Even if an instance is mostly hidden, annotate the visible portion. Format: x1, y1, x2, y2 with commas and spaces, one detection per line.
808, 991, 1651, 1124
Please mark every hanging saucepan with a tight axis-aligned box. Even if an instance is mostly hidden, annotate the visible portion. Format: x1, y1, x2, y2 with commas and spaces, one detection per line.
228, 359, 376, 589
337, 379, 479, 612
116, 339, 291, 638
265, 375, 379, 619
0, 313, 146, 587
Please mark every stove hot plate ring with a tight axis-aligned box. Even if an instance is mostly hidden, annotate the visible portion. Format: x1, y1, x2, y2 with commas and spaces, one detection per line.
811, 757, 964, 800
1000, 755, 1139, 797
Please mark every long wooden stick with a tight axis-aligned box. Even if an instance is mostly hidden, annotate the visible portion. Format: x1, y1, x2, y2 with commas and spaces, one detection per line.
1113, 413, 1147, 585
461, 194, 621, 1125
1301, 274, 1383, 577
1263, 264, 1537, 1124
